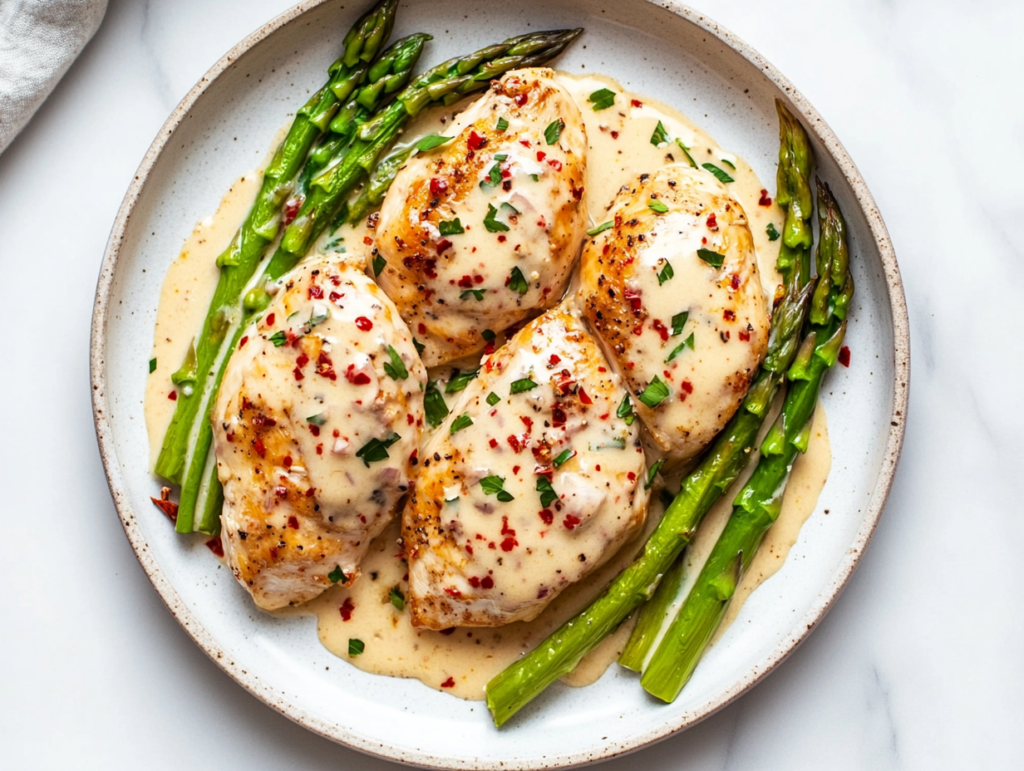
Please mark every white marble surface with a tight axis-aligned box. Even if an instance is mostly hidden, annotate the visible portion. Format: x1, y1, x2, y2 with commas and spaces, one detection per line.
0, 0, 1020, 768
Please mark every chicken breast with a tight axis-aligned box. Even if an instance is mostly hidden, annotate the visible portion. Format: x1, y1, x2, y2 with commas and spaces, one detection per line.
577, 164, 769, 460
374, 68, 587, 367
402, 304, 648, 629
213, 255, 426, 610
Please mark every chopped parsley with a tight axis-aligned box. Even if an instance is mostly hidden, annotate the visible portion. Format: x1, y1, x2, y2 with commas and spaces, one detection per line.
544, 118, 565, 145
720, 158, 736, 169
496, 117, 509, 132
383, 345, 408, 380
658, 260, 674, 285
537, 477, 558, 508
509, 378, 538, 394
616, 393, 636, 426
675, 138, 698, 168
269, 331, 288, 347
648, 199, 669, 214
424, 381, 450, 427
702, 162, 734, 184
460, 289, 485, 301
480, 475, 514, 502
586, 221, 613, 237
481, 329, 496, 342
650, 120, 670, 147
348, 638, 365, 656
306, 412, 328, 426
665, 333, 695, 362
552, 449, 575, 468
327, 566, 347, 583
507, 266, 529, 295
766, 223, 781, 241
148, 357, 156, 374
483, 203, 510, 232
449, 413, 473, 434
588, 88, 616, 111
486, 392, 501, 406
355, 433, 401, 467
671, 311, 689, 337
638, 377, 670, 408
697, 248, 725, 268
445, 368, 479, 394
372, 253, 386, 276
480, 162, 502, 190
412, 338, 425, 356
645, 459, 665, 490
389, 586, 405, 611
438, 217, 465, 236
415, 134, 452, 152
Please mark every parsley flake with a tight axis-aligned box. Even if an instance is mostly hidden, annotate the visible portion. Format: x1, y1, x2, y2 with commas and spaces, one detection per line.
372, 253, 386, 276
355, 433, 401, 466
645, 459, 665, 490
638, 377, 670, 408
449, 413, 473, 434
486, 392, 501, 407
480, 475, 514, 502
671, 311, 689, 337
480, 162, 502, 190
702, 162, 734, 184
460, 289, 485, 301
496, 117, 509, 132
651, 120, 670, 146
675, 138, 698, 168
481, 329, 496, 341
438, 218, 465, 236
445, 369, 479, 394
306, 412, 328, 426
616, 393, 636, 426
383, 346, 408, 380
658, 261, 674, 285
149, 357, 156, 374
537, 477, 558, 508
510, 378, 538, 394
697, 248, 725, 268
483, 203, 510, 232
544, 118, 565, 145
648, 199, 669, 214
720, 159, 736, 169
507, 266, 529, 295
327, 566, 347, 583
389, 586, 405, 611
424, 381, 449, 427
586, 221, 613, 237
348, 638, 365, 656
552, 449, 575, 468
766, 223, 781, 241
588, 88, 616, 111
269, 331, 288, 347
415, 134, 452, 152
665, 333, 695, 362
413, 338, 425, 356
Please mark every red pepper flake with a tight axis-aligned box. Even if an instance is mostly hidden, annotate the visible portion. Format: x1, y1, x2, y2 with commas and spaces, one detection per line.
839, 345, 851, 367
296, 353, 309, 369
707, 212, 718, 230
316, 443, 323, 455
430, 177, 448, 196
536, 150, 547, 162
611, 130, 619, 139
226, 432, 235, 442
283, 455, 293, 468
436, 238, 453, 255
253, 438, 266, 458
632, 324, 644, 336
627, 471, 636, 482
457, 275, 474, 288
441, 677, 456, 688
547, 159, 563, 171
507, 434, 523, 453
418, 323, 427, 335
539, 509, 554, 525
759, 189, 772, 207
316, 351, 336, 380
623, 286, 643, 313
293, 366, 305, 381
345, 364, 371, 386
444, 587, 462, 598
205, 538, 224, 558
724, 309, 736, 321
549, 354, 561, 366
572, 184, 584, 201
551, 407, 567, 428
275, 486, 288, 499
501, 516, 516, 536
578, 387, 593, 405
497, 235, 507, 243
282, 200, 300, 225
681, 380, 694, 394
287, 515, 299, 529
329, 291, 342, 303
519, 138, 531, 148
266, 313, 275, 326
354, 316, 373, 332
473, 274, 484, 284
488, 438, 498, 449
515, 93, 528, 107
468, 576, 480, 588
520, 416, 533, 432
630, 98, 643, 108
731, 273, 741, 290
167, 390, 177, 400
739, 330, 751, 342
306, 487, 316, 498
467, 130, 485, 150
481, 576, 494, 589
308, 285, 323, 300
512, 465, 521, 475
339, 597, 355, 621
500, 536, 518, 552
238, 335, 249, 349
150, 487, 178, 523
652, 319, 669, 341
563, 514, 581, 530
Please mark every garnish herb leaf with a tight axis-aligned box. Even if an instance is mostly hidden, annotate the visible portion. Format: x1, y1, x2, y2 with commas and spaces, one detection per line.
481, 162, 502, 190
445, 368, 479, 394
460, 289, 485, 301
510, 378, 538, 395
481, 329, 496, 342
675, 138, 698, 168
645, 459, 665, 490
269, 331, 288, 347
651, 120, 670, 146
149, 358, 157, 374
537, 477, 558, 508
616, 393, 636, 426
638, 376, 670, 408
586, 221, 613, 237
413, 338, 425, 356
496, 117, 509, 132
383, 346, 408, 380
327, 566, 347, 583
671, 311, 689, 337
450, 413, 473, 434
588, 88, 616, 111
483, 203, 510, 233
552, 449, 575, 468
544, 118, 565, 145
306, 412, 328, 427
486, 392, 501, 407
424, 381, 450, 427
438, 218, 465, 236
481, 475, 514, 502
507, 266, 529, 295
720, 159, 736, 169
372, 253, 386, 276
389, 586, 405, 611
766, 223, 781, 241
702, 162, 735, 183
658, 261, 674, 285
665, 333, 696, 363
355, 433, 401, 466
415, 134, 452, 152
348, 638, 365, 656
648, 199, 669, 214
697, 248, 726, 268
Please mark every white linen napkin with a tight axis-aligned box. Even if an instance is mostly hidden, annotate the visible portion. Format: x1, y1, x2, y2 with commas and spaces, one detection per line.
0, 0, 108, 154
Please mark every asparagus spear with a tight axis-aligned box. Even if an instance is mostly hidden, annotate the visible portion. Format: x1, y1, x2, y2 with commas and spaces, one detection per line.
484, 100, 817, 727
182, 29, 582, 535
640, 179, 853, 702
153, 0, 398, 509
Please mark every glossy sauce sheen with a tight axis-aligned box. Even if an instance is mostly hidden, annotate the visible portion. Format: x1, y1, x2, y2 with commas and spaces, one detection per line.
146, 73, 830, 699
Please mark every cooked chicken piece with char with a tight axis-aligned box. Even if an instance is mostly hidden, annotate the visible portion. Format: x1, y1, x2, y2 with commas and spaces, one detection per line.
213, 256, 426, 610
577, 164, 769, 461
374, 67, 587, 367
403, 304, 648, 629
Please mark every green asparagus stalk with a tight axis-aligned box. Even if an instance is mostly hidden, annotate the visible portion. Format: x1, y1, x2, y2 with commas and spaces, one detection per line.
484, 100, 817, 727
153, 0, 398, 525
617, 549, 687, 671
183, 29, 582, 535
639, 179, 853, 702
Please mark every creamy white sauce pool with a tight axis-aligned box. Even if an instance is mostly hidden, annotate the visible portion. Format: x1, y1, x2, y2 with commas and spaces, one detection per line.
145, 72, 828, 700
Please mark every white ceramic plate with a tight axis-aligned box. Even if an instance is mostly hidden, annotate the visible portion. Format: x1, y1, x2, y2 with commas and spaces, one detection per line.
91, 1, 909, 767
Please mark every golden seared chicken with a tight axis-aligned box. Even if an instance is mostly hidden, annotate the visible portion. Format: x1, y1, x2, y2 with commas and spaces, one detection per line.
402, 304, 648, 629
212, 256, 426, 610
578, 165, 769, 461
374, 68, 587, 367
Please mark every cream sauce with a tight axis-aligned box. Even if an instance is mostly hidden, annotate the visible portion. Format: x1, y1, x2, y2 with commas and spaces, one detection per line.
145, 71, 827, 701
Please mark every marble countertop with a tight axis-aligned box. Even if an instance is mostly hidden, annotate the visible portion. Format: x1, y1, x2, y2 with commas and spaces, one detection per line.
1, 0, 1019, 768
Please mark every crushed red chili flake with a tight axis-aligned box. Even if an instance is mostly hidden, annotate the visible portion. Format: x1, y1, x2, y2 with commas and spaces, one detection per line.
306, 487, 316, 498
563, 514, 581, 530
578, 387, 593, 405
536, 150, 546, 162
329, 291, 342, 302
652, 319, 669, 341
681, 380, 694, 394
150, 487, 178, 523
500, 536, 518, 552
275, 486, 288, 498
481, 576, 494, 589
266, 313, 275, 326
731, 274, 741, 290
512, 464, 521, 475
430, 177, 448, 196
444, 587, 462, 598
238, 335, 249, 349
507, 434, 523, 453
549, 354, 561, 365
345, 365, 371, 386
168, 390, 177, 400
488, 438, 498, 449
417, 323, 427, 335
707, 212, 718, 230
467, 130, 485, 150
724, 309, 736, 321
520, 416, 533, 432
627, 471, 636, 482
551, 407, 567, 428
758, 189, 772, 206
515, 93, 528, 107
468, 576, 481, 588
282, 200, 300, 225
501, 516, 516, 536
457, 275, 474, 288
296, 353, 309, 369
839, 345, 851, 367
308, 285, 323, 300
287, 515, 299, 529
354, 316, 373, 331
497, 235, 507, 243
283, 455, 293, 468
547, 159, 563, 171
316, 444, 323, 455
539, 508, 554, 525
739, 330, 751, 342
339, 597, 355, 621
205, 538, 225, 558
611, 130, 619, 139
253, 438, 266, 458
293, 366, 305, 381
436, 238, 453, 254
441, 677, 456, 688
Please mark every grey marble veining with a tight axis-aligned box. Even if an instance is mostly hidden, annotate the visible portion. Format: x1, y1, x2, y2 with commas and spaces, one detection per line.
1, 0, 1021, 768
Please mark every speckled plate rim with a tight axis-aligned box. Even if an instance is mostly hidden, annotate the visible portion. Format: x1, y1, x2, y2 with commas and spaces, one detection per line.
90, 1, 910, 767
